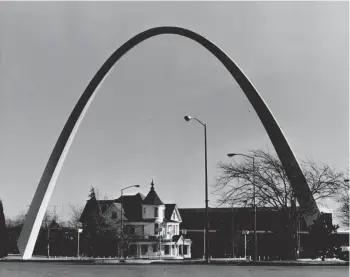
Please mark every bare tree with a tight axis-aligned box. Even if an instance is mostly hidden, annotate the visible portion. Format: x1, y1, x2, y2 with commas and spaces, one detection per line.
67, 204, 84, 228
214, 149, 345, 211
81, 186, 142, 257
6, 210, 60, 229
336, 184, 349, 227
213, 148, 346, 259
5, 211, 27, 228
42, 211, 60, 227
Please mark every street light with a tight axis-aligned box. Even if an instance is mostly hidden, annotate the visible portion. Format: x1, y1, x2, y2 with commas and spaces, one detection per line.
184, 115, 209, 263
77, 224, 83, 258
241, 230, 249, 259
120, 185, 140, 258
181, 229, 187, 258
227, 153, 257, 262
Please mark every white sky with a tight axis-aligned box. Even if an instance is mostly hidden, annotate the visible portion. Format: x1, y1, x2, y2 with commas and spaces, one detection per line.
0, 1, 348, 226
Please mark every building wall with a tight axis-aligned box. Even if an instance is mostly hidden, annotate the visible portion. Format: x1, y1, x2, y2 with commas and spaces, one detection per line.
142, 204, 165, 223
171, 208, 181, 222
179, 208, 331, 259
144, 223, 156, 236
102, 203, 123, 229
142, 222, 181, 238
128, 239, 191, 259
163, 223, 180, 240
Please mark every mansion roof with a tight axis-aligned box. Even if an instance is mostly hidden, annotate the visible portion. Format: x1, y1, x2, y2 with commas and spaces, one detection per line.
115, 193, 145, 221
142, 180, 164, 205
80, 181, 178, 224
164, 204, 176, 220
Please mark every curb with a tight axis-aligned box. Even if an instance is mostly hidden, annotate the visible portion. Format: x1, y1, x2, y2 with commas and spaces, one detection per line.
150, 261, 349, 266
1, 259, 348, 266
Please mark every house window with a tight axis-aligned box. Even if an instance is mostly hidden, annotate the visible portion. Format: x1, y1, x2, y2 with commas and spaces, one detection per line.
129, 245, 137, 256
141, 245, 148, 255
154, 207, 158, 217
154, 223, 159, 235
168, 225, 172, 235
111, 211, 117, 219
152, 244, 158, 252
143, 207, 146, 216
140, 225, 144, 235
126, 226, 135, 235
164, 245, 170, 255
184, 245, 188, 255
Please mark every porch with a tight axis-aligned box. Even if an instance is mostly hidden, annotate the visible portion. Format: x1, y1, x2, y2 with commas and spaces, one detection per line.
128, 240, 191, 259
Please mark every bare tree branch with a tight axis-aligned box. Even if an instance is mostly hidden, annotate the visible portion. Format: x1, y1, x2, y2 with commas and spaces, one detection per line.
213, 148, 346, 216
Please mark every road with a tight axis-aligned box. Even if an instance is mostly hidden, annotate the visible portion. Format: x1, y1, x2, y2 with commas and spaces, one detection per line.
0, 262, 348, 277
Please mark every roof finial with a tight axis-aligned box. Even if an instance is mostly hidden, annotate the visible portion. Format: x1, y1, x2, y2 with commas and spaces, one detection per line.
151, 179, 154, 190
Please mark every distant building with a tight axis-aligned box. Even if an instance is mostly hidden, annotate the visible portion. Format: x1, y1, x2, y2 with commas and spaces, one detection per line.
179, 207, 337, 259
80, 181, 192, 259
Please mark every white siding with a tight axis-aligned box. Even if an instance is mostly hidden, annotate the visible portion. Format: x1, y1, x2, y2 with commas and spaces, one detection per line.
171, 207, 182, 222
144, 223, 155, 236
142, 204, 165, 223
101, 203, 122, 229
163, 222, 180, 239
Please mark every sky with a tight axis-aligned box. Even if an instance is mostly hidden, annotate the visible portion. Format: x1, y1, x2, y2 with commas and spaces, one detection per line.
0, 1, 348, 225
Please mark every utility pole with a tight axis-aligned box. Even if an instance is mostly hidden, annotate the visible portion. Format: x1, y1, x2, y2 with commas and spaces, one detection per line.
253, 157, 257, 262
46, 221, 50, 258
227, 153, 257, 262
184, 116, 209, 263
204, 123, 209, 263
159, 226, 162, 260
120, 185, 140, 258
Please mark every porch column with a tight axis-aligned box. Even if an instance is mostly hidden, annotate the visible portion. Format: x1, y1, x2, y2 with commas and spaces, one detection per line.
137, 244, 141, 258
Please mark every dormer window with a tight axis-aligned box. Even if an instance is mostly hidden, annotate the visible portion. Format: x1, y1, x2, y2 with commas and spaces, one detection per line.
154, 207, 158, 218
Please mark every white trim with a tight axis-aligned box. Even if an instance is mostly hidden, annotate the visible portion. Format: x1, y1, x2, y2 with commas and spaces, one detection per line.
173, 205, 182, 222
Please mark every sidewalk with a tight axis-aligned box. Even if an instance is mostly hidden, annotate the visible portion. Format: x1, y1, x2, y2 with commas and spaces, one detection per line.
1, 256, 349, 266
151, 258, 349, 266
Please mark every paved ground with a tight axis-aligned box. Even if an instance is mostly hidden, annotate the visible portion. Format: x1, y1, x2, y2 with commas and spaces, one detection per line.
0, 262, 348, 277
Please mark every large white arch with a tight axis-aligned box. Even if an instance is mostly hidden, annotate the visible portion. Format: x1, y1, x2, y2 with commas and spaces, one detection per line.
17, 26, 319, 259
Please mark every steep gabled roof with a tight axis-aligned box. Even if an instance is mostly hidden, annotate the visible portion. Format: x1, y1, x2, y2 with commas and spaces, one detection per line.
165, 204, 176, 221
98, 200, 116, 214
143, 180, 164, 205
115, 193, 145, 221
79, 199, 103, 223
80, 193, 146, 223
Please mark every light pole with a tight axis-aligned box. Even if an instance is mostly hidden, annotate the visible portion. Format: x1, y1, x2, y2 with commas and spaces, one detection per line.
227, 153, 257, 262
184, 115, 209, 263
242, 230, 249, 259
159, 226, 162, 260
120, 185, 140, 258
182, 229, 187, 258
46, 222, 50, 258
77, 225, 83, 258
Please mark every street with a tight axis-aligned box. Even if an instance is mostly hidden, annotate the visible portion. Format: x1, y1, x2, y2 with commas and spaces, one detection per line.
0, 262, 348, 277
